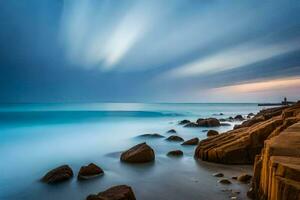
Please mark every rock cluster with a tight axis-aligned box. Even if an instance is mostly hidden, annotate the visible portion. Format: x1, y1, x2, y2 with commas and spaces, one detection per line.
195, 102, 300, 164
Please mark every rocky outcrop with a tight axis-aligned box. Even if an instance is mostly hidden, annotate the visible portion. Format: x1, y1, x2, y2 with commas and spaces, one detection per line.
86, 185, 136, 200
166, 135, 184, 142
41, 165, 73, 184
167, 150, 183, 157
197, 118, 220, 127
195, 102, 300, 164
182, 137, 199, 145
249, 121, 300, 200
78, 163, 104, 180
121, 142, 155, 163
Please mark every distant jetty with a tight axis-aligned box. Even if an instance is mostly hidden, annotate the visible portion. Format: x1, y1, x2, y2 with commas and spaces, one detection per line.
258, 97, 296, 106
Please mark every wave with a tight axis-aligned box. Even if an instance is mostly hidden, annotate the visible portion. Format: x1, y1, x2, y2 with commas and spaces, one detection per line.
0, 110, 183, 124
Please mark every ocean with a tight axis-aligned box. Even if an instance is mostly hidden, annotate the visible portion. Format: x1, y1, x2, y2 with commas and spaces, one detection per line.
0, 103, 260, 200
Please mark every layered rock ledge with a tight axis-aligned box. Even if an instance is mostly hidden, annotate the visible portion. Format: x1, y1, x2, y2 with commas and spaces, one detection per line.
195, 102, 300, 164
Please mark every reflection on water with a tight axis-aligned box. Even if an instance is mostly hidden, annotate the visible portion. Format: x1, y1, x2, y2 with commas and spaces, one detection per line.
0, 103, 258, 200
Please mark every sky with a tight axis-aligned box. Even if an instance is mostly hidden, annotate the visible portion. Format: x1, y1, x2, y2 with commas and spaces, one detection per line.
0, 0, 300, 103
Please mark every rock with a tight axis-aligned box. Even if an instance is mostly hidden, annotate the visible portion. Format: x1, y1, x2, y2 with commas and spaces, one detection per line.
137, 133, 164, 138
220, 122, 231, 126
184, 122, 199, 128
182, 137, 199, 145
251, 119, 300, 200
86, 185, 136, 200
167, 129, 176, 133
237, 173, 252, 183
247, 113, 255, 118
219, 118, 227, 122
167, 150, 183, 157
179, 119, 190, 125
166, 135, 184, 142
41, 165, 73, 184
120, 142, 155, 163
207, 130, 219, 137
234, 115, 245, 121
202, 129, 208, 132
213, 172, 224, 177
218, 179, 231, 184
197, 118, 220, 127
78, 163, 104, 180
232, 176, 237, 180
220, 113, 224, 115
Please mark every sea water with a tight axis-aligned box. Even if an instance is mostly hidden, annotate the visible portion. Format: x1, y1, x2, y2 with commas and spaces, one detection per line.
0, 103, 260, 200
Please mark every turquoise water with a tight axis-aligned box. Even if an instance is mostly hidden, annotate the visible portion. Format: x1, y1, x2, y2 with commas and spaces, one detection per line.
0, 103, 259, 200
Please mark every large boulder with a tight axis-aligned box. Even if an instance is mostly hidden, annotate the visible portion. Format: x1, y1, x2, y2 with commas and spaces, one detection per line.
86, 185, 136, 200
166, 135, 184, 142
120, 143, 155, 163
41, 165, 73, 184
182, 137, 199, 145
196, 118, 220, 127
78, 163, 104, 180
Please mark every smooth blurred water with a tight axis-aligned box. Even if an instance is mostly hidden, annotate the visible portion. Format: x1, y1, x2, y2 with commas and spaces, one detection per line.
0, 103, 259, 200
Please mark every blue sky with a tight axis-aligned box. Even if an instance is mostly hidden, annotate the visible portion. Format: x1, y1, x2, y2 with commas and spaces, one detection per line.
0, 0, 300, 103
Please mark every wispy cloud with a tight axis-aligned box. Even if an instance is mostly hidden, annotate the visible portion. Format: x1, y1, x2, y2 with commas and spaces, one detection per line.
165, 38, 300, 79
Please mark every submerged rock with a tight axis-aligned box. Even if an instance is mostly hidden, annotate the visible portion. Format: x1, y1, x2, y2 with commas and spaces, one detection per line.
213, 172, 224, 177
237, 173, 252, 183
184, 122, 199, 128
179, 119, 190, 125
218, 179, 231, 184
220, 122, 231, 126
137, 133, 164, 138
166, 129, 176, 133
86, 185, 136, 200
207, 130, 219, 137
197, 118, 220, 127
167, 150, 183, 157
120, 142, 155, 163
166, 135, 184, 142
78, 163, 104, 180
182, 137, 199, 145
41, 165, 73, 184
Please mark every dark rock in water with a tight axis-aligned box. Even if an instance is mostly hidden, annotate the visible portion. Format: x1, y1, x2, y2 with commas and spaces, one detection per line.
167, 150, 183, 157
167, 129, 176, 133
213, 172, 224, 177
184, 122, 199, 128
247, 113, 255, 118
78, 163, 104, 180
218, 179, 231, 184
202, 129, 208, 132
207, 130, 219, 137
182, 137, 199, 145
178, 119, 190, 125
247, 187, 255, 199
220, 113, 224, 115
166, 135, 184, 142
228, 116, 234, 121
234, 115, 245, 121
137, 133, 164, 138
219, 118, 227, 122
237, 173, 252, 183
86, 185, 136, 200
232, 176, 237, 180
41, 165, 73, 184
197, 118, 220, 127
120, 142, 155, 163
220, 122, 231, 126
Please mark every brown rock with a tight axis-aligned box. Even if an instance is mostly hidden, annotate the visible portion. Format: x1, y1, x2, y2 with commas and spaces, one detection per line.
218, 179, 231, 184
78, 163, 104, 180
86, 185, 136, 200
197, 118, 220, 127
207, 130, 219, 137
184, 122, 199, 128
41, 165, 73, 184
166, 135, 184, 142
237, 173, 252, 183
120, 142, 155, 163
167, 150, 183, 157
182, 137, 199, 145
213, 172, 224, 177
